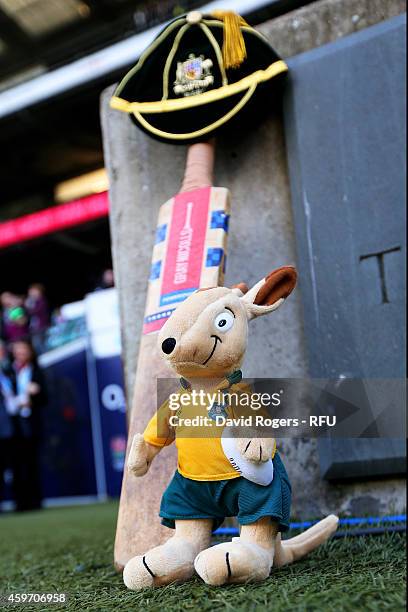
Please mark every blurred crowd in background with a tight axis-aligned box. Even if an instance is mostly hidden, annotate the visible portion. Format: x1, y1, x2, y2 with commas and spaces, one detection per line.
0, 269, 115, 355
0, 268, 115, 513
1, 285, 50, 355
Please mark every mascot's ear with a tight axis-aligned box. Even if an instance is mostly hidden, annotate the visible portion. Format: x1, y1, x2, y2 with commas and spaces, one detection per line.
241, 266, 297, 320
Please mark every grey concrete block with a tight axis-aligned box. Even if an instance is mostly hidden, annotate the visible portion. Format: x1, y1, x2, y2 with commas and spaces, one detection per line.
283, 15, 406, 481
258, 0, 406, 57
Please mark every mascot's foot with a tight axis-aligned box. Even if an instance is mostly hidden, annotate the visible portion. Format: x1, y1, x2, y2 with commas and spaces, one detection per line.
123, 536, 200, 590
194, 537, 273, 586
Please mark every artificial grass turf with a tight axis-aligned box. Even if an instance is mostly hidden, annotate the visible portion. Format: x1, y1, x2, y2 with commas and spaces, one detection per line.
0, 502, 405, 612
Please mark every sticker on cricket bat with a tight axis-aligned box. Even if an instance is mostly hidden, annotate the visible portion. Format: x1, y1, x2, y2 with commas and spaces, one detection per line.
142, 186, 230, 334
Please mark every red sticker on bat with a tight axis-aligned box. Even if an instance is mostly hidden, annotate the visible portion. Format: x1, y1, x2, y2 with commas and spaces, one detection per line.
142, 187, 211, 335
160, 187, 210, 305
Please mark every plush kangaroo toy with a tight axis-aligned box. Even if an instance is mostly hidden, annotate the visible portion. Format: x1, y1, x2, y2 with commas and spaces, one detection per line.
123, 267, 339, 589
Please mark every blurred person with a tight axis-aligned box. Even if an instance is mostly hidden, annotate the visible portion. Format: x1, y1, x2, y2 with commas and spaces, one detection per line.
25, 283, 50, 354
1, 292, 29, 344
96, 268, 114, 291
0, 340, 14, 509
7, 340, 47, 511
1, 292, 15, 339
0, 339, 9, 371
51, 307, 65, 326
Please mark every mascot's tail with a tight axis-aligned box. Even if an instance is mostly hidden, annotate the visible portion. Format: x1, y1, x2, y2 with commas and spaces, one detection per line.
273, 514, 339, 567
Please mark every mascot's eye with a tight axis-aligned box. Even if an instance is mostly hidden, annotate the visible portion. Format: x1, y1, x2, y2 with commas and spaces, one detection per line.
214, 310, 234, 333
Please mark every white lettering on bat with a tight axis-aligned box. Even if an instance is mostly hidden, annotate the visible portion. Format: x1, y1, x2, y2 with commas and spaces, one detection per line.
174, 202, 193, 285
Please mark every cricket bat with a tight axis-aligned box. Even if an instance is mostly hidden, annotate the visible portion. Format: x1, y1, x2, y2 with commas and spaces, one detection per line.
114, 140, 230, 570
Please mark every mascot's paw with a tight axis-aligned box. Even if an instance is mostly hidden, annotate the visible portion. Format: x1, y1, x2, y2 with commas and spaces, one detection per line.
123, 537, 198, 590
236, 436, 275, 463
127, 433, 151, 477
123, 555, 155, 590
194, 538, 273, 585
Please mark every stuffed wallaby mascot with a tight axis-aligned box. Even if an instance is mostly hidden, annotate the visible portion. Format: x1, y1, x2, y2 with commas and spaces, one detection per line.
123, 266, 338, 589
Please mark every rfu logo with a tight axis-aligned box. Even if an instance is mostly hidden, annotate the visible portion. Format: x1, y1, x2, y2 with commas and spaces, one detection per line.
174, 54, 214, 97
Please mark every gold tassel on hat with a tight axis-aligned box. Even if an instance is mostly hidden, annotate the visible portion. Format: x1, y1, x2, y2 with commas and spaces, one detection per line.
212, 10, 249, 69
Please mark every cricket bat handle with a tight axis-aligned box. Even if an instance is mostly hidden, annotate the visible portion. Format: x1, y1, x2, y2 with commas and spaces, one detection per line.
180, 140, 215, 192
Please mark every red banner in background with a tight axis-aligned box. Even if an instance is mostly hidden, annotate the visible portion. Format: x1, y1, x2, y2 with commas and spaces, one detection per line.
0, 191, 109, 249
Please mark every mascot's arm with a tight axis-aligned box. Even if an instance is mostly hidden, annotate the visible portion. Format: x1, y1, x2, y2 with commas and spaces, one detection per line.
127, 399, 175, 477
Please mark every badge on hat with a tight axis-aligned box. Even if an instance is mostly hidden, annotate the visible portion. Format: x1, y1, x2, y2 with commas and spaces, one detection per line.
174, 54, 214, 97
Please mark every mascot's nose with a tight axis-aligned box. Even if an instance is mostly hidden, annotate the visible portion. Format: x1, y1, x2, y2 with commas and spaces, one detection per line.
162, 337, 176, 354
